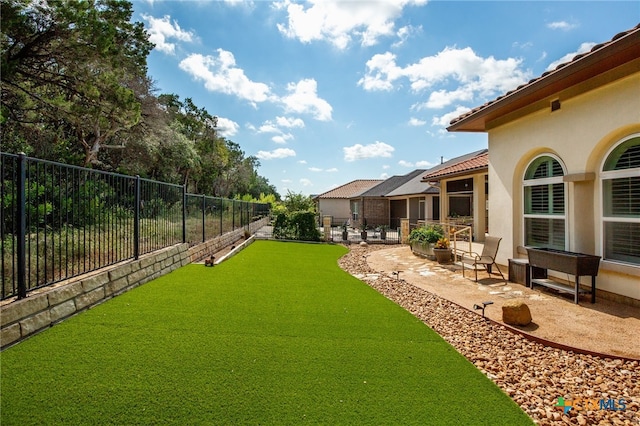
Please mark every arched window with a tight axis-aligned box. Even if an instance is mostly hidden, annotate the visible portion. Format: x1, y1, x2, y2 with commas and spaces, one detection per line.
523, 155, 566, 249
601, 135, 640, 265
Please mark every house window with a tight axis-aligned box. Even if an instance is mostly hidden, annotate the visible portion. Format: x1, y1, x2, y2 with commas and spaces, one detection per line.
447, 178, 473, 217
449, 195, 472, 217
601, 135, 640, 266
523, 155, 566, 249
350, 200, 359, 221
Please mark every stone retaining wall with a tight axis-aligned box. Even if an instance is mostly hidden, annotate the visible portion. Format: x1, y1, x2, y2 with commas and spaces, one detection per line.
187, 217, 269, 262
0, 217, 270, 350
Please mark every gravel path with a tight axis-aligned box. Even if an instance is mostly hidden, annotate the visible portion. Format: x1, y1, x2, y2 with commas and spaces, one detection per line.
338, 244, 639, 425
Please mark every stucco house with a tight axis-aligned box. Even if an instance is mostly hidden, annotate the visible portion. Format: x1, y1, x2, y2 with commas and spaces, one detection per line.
314, 179, 382, 226
421, 149, 488, 242
385, 170, 440, 229
350, 169, 426, 230
447, 25, 640, 306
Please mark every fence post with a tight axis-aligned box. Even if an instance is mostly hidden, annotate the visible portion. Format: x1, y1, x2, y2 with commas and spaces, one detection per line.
182, 185, 187, 243
16, 153, 27, 299
232, 200, 236, 230
134, 175, 140, 260
201, 195, 206, 243
219, 198, 223, 236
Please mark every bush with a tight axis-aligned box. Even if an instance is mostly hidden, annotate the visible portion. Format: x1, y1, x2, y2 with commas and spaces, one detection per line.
408, 224, 444, 244
272, 211, 320, 241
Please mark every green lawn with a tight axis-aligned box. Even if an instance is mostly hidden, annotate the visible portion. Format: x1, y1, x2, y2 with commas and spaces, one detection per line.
1, 240, 532, 425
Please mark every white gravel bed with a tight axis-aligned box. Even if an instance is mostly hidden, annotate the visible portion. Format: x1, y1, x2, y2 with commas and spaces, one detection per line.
339, 245, 639, 425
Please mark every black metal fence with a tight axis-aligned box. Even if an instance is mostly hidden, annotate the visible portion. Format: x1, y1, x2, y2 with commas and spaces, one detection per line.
254, 224, 401, 244
1, 153, 270, 300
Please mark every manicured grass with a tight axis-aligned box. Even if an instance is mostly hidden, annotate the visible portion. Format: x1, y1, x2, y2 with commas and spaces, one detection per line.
1, 240, 532, 425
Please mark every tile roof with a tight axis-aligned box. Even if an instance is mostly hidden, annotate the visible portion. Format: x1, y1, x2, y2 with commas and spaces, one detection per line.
422, 150, 488, 181
358, 169, 426, 197
448, 24, 640, 130
314, 179, 383, 199
386, 170, 439, 196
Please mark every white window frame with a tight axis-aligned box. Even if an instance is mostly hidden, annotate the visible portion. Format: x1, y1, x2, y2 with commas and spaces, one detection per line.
600, 133, 640, 267
522, 154, 568, 250
350, 200, 359, 221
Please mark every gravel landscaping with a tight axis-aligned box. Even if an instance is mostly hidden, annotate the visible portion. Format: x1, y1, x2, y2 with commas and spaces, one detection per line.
338, 244, 639, 426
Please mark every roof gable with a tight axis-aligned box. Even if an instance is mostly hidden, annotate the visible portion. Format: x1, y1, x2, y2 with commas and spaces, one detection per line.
422, 150, 488, 181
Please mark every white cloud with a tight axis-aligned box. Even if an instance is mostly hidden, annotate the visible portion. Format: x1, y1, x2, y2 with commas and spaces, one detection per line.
546, 42, 595, 71
275, 0, 426, 49
215, 117, 239, 137
256, 148, 296, 160
179, 50, 272, 106
416, 160, 435, 168
257, 118, 299, 144
258, 123, 281, 134
547, 21, 578, 31
392, 24, 422, 48
416, 87, 474, 109
225, 0, 254, 7
299, 178, 312, 186
298, 160, 307, 164
309, 167, 323, 172
343, 141, 394, 162
408, 117, 426, 126
142, 14, 194, 55
281, 79, 333, 121
512, 41, 533, 50
326, 168, 338, 172
272, 133, 294, 144
537, 51, 548, 62
432, 106, 471, 128
275, 116, 305, 128
398, 160, 413, 167
358, 46, 531, 103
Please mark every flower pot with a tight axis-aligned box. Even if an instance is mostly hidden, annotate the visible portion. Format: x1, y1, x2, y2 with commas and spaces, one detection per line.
342, 230, 348, 241
380, 229, 387, 240
411, 242, 435, 259
433, 248, 452, 264
360, 231, 367, 241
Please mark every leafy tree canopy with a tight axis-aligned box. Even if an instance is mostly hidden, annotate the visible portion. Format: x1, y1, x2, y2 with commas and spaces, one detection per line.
1, 0, 280, 200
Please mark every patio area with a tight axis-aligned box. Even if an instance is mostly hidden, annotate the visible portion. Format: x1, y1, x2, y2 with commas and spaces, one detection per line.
362, 244, 640, 360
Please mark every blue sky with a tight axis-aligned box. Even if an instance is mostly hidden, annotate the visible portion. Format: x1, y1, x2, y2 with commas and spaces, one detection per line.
131, 1, 639, 197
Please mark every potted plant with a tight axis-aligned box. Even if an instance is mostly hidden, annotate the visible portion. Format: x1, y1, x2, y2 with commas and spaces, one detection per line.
360, 225, 368, 241
341, 222, 349, 241
360, 219, 369, 241
378, 225, 389, 240
408, 224, 443, 258
433, 237, 452, 264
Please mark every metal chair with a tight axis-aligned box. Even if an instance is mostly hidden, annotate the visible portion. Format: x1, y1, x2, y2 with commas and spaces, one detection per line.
461, 236, 506, 282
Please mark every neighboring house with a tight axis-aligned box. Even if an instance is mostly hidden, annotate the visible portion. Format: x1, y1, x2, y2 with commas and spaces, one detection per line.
421, 149, 488, 242
386, 170, 440, 229
350, 169, 425, 230
314, 179, 382, 226
447, 25, 640, 305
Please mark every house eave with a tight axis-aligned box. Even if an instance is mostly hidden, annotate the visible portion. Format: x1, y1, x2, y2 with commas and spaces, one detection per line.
447, 27, 640, 133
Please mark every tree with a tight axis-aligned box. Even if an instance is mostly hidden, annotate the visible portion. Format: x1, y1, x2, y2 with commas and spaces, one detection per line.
282, 190, 316, 213
1, 0, 153, 165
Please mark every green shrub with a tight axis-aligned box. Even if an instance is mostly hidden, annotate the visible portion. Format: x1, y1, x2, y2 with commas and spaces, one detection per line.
272, 211, 320, 241
408, 224, 444, 244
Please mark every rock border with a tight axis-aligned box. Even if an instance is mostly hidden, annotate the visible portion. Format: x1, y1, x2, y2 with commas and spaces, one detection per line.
339, 244, 639, 425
